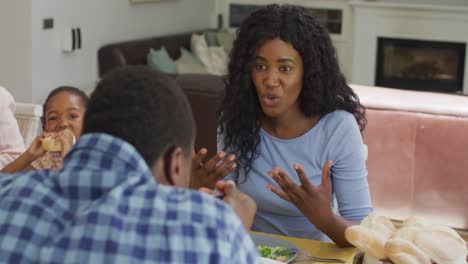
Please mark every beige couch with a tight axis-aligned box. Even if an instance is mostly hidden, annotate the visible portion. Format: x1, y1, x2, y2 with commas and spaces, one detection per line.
351, 84, 468, 231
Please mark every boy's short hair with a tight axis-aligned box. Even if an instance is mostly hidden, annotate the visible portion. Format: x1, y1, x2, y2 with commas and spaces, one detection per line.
82, 66, 195, 167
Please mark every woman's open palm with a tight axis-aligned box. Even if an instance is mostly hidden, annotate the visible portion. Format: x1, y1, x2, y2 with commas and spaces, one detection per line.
190, 148, 237, 189
268, 160, 333, 226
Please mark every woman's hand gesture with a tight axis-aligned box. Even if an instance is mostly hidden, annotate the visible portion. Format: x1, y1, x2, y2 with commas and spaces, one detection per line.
268, 160, 334, 229
190, 148, 237, 189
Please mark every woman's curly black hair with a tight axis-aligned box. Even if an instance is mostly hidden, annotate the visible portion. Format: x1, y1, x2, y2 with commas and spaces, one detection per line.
218, 4, 367, 182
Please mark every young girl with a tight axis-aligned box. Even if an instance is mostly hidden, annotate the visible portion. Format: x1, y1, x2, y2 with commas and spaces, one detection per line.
217, 4, 372, 246
2, 86, 88, 172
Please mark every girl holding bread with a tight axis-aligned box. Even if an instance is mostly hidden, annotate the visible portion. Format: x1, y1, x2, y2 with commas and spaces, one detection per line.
2, 85, 237, 184
2, 86, 88, 172
214, 4, 373, 247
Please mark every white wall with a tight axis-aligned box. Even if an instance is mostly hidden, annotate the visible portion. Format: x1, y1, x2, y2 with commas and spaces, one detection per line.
0, 1, 32, 103
1, 0, 215, 104
377, 0, 468, 4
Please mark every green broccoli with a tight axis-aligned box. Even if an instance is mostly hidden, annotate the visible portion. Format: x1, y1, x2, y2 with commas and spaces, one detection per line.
257, 245, 293, 261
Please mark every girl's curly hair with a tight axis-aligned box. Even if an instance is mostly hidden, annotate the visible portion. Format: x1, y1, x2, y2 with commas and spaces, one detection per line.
218, 4, 366, 182
41, 86, 89, 130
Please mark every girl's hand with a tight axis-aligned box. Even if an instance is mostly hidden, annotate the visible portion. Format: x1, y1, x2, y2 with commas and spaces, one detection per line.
190, 148, 237, 189
268, 160, 334, 229
57, 129, 75, 157
26, 132, 54, 160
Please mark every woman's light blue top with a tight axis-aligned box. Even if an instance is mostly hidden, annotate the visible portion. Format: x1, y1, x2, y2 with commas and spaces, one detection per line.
223, 110, 372, 241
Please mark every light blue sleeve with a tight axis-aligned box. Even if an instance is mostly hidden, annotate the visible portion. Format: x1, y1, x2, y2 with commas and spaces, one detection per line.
328, 114, 373, 220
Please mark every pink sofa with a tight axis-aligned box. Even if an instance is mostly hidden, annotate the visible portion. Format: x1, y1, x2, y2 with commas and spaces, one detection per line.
351, 84, 468, 231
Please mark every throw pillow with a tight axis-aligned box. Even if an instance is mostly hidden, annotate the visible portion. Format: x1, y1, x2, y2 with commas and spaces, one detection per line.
204, 31, 219, 47
206, 46, 228, 76
180, 48, 203, 65
216, 30, 236, 55
191, 34, 228, 76
175, 48, 208, 74
191, 34, 210, 67
146, 47, 176, 74
175, 56, 208, 75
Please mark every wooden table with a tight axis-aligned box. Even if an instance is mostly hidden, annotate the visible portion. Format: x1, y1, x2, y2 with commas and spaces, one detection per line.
252, 231, 358, 264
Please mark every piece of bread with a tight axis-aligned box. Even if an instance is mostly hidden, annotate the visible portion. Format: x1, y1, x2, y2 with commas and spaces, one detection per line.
361, 213, 397, 239
347, 214, 468, 264
414, 225, 468, 264
402, 216, 426, 228
42, 137, 62, 152
392, 226, 421, 242
385, 238, 432, 264
345, 225, 388, 260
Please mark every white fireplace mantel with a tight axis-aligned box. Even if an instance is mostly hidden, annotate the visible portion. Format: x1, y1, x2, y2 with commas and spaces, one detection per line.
350, 1, 468, 13
350, 0, 468, 94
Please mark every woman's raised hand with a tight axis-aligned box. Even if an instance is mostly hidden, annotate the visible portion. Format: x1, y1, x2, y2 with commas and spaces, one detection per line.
190, 148, 237, 189
268, 160, 334, 228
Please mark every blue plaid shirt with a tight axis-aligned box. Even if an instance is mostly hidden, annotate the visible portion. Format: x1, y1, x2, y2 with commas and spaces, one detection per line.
0, 133, 259, 263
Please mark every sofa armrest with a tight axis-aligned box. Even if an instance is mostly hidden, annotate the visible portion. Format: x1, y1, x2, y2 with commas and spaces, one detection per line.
352, 84, 468, 230
351, 84, 468, 117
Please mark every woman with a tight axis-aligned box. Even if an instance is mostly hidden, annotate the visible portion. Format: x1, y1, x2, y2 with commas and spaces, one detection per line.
218, 4, 372, 246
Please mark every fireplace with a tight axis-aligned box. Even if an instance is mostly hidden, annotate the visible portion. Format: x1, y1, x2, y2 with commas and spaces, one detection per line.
375, 37, 466, 94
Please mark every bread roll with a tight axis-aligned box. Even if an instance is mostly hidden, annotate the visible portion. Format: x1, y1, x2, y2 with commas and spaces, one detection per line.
361, 213, 397, 239
385, 238, 432, 264
414, 225, 467, 264
345, 225, 388, 260
392, 226, 421, 242
42, 137, 62, 152
402, 216, 426, 228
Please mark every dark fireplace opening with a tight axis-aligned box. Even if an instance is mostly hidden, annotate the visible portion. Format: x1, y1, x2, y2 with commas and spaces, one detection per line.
375, 37, 466, 94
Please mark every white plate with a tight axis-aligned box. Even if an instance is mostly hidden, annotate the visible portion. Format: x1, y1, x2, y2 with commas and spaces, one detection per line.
260, 257, 286, 264
251, 233, 298, 263
363, 254, 383, 264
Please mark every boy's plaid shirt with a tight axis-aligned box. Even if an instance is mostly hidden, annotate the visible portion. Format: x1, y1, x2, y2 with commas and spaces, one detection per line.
0, 133, 259, 263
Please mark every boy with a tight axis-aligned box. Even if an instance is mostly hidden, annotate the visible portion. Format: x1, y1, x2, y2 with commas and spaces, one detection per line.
0, 67, 258, 263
